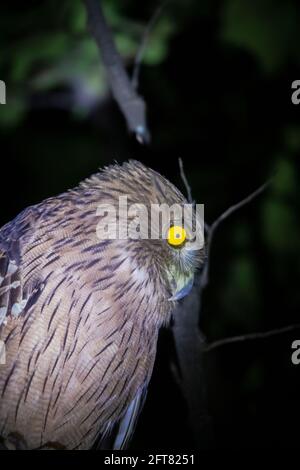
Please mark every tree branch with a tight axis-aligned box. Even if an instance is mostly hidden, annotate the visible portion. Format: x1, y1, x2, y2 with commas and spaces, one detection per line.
209, 180, 271, 233
171, 158, 270, 447
201, 180, 270, 288
83, 0, 150, 143
204, 323, 300, 352
132, 1, 168, 91
178, 157, 193, 204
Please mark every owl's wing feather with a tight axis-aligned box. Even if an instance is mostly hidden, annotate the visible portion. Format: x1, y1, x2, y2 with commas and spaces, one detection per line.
113, 384, 148, 450
94, 384, 147, 450
0, 206, 46, 327
0, 240, 25, 327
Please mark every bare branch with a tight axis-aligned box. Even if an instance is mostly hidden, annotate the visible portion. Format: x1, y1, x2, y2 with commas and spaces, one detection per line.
177, 159, 270, 289
201, 180, 271, 287
174, 160, 271, 447
204, 323, 300, 352
83, 0, 150, 144
178, 157, 193, 204
172, 277, 211, 448
132, 1, 168, 91
210, 180, 271, 233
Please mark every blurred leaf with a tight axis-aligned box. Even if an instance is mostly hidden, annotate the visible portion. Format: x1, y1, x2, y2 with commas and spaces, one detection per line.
67, 0, 86, 33
115, 34, 137, 57
32, 39, 105, 91
261, 198, 299, 252
272, 158, 297, 196
221, 0, 300, 72
142, 17, 176, 65
0, 94, 25, 128
10, 33, 71, 83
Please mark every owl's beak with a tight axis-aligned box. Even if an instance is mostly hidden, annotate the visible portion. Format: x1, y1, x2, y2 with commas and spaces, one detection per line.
168, 273, 194, 301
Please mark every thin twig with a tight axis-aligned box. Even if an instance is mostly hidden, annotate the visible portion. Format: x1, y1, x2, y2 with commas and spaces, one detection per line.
178, 158, 270, 288
201, 180, 270, 287
132, 1, 168, 91
83, 0, 150, 143
178, 157, 193, 203
204, 323, 300, 352
210, 180, 271, 233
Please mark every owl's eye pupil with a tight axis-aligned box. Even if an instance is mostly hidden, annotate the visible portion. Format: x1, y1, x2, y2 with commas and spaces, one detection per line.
167, 225, 187, 247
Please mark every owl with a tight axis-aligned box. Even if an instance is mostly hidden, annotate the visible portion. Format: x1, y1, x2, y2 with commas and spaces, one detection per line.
0, 160, 203, 449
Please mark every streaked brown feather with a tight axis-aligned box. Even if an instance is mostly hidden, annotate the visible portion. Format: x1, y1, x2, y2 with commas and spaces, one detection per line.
0, 161, 202, 449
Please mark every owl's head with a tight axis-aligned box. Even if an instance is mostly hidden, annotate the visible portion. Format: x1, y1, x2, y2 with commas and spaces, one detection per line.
84, 160, 205, 304
126, 162, 205, 303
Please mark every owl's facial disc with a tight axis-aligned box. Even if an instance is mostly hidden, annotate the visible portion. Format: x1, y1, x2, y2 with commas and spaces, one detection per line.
167, 269, 194, 301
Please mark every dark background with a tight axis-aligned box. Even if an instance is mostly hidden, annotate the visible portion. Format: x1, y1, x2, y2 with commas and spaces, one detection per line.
0, 0, 300, 449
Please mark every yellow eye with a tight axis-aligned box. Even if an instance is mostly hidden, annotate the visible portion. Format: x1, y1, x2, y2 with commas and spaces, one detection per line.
167, 225, 187, 247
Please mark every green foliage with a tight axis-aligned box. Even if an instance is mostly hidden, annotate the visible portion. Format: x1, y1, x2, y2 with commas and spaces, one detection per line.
0, 94, 25, 127
272, 158, 297, 197
261, 198, 298, 253
221, 0, 300, 72
260, 157, 299, 254
67, 0, 86, 33
10, 33, 71, 83
0, 0, 176, 128
142, 18, 175, 65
